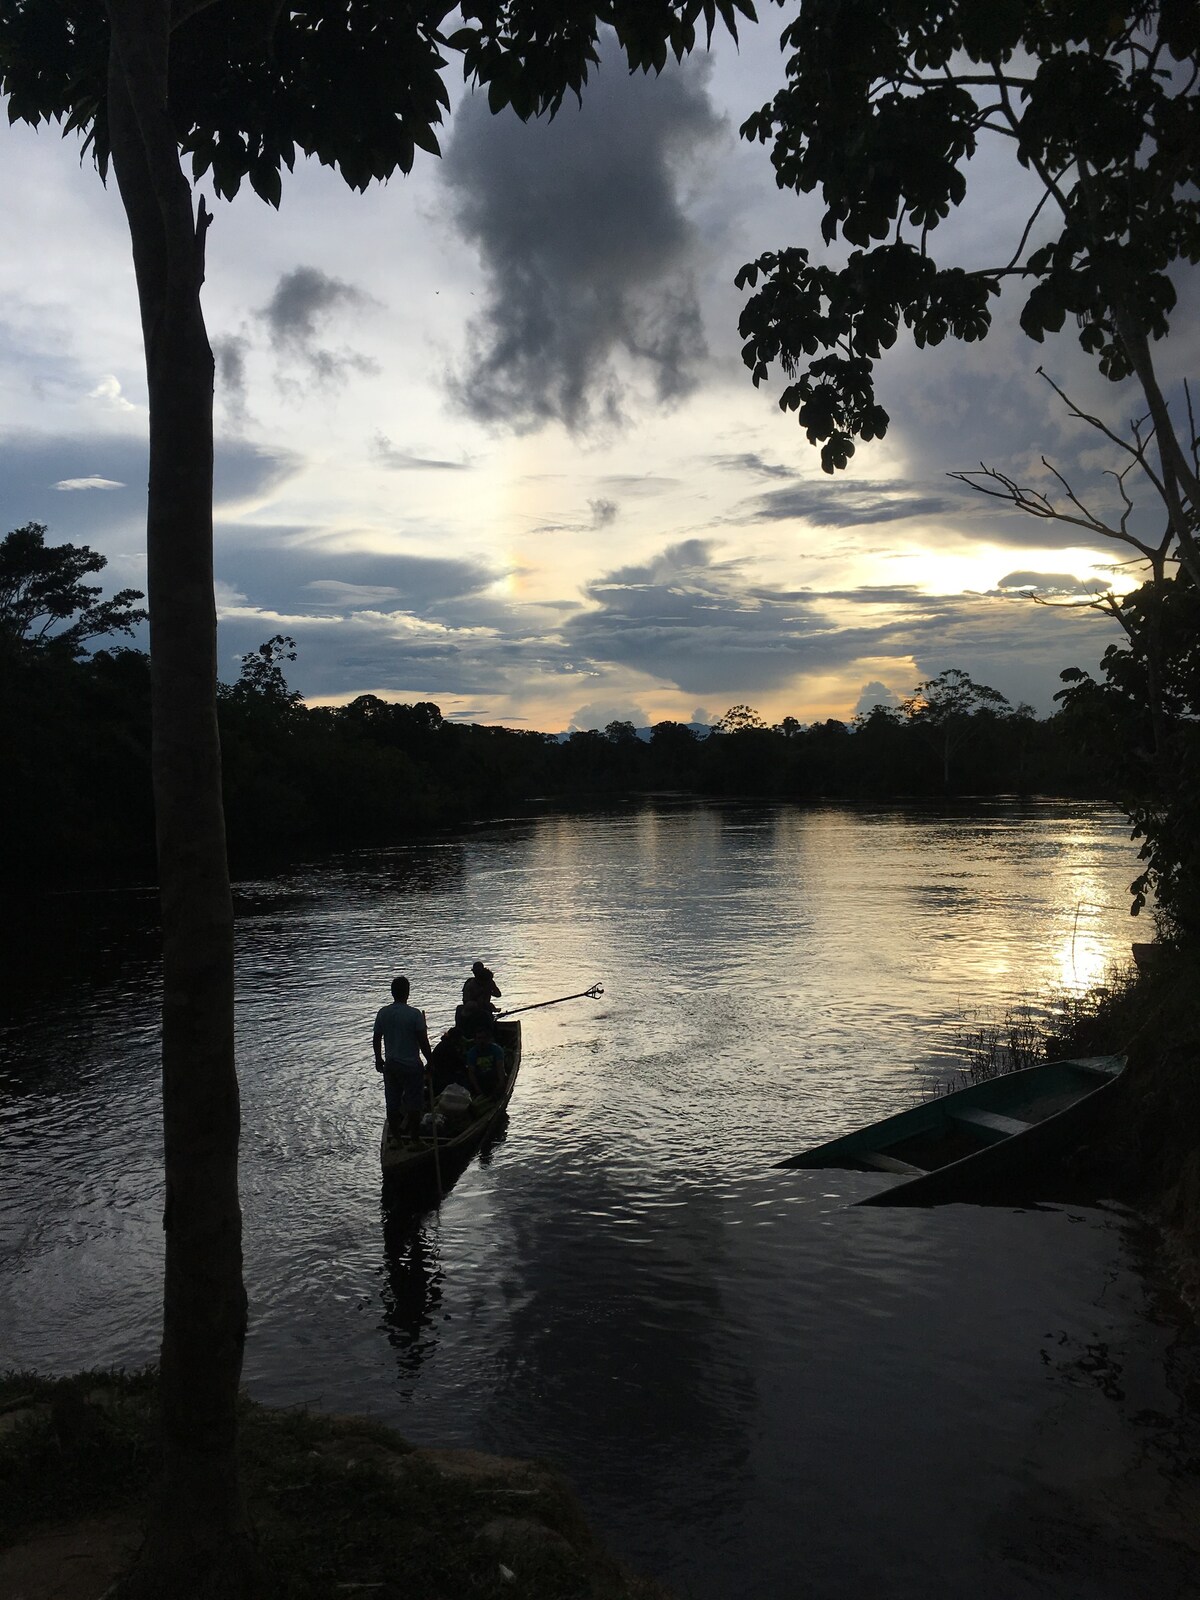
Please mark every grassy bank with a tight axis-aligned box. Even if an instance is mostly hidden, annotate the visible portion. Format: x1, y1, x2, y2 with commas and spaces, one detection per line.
954, 943, 1200, 1297
0, 1371, 667, 1600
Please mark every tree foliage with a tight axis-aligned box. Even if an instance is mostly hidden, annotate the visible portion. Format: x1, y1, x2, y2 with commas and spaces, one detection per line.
0, 522, 146, 659
737, 0, 1200, 489
1, 0, 758, 198
1058, 571, 1200, 927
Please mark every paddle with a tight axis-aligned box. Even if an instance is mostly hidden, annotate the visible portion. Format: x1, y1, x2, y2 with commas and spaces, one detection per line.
495, 983, 604, 1018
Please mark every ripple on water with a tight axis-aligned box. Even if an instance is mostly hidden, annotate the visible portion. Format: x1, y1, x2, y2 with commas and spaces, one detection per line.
3, 802, 1177, 1598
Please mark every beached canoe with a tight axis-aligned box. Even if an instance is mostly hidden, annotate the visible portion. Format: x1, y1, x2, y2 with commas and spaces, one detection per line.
777, 1054, 1124, 1206
380, 1020, 522, 1195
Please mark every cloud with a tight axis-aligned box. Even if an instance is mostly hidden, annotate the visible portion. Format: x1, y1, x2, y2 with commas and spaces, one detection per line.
0, 431, 301, 555
213, 334, 250, 423
212, 579, 585, 703
568, 701, 650, 732
88, 375, 137, 413
530, 493, 621, 536
739, 479, 955, 527
442, 50, 725, 434
992, 570, 1109, 597
564, 535, 1116, 709
371, 432, 469, 471
259, 266, 380, 387
593, 474, 681, 497
212, 535, 499, 621
711, 452, 798, 480
852, 680, 904, 717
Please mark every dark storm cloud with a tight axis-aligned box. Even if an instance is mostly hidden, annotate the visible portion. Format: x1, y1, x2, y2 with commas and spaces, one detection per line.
259, 266, 379, 386
442, 51, 725, 433
371, 433, 470, 472
565, 537, 1115, 707
741, 479, 955, 527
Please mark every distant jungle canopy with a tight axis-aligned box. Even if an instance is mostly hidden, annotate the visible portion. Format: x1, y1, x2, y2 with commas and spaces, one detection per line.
4, 537, 1115, 887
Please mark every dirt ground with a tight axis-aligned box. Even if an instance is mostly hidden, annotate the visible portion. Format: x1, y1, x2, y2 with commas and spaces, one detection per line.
0, 1511, 142, 1600
0, 1428, 667, 1600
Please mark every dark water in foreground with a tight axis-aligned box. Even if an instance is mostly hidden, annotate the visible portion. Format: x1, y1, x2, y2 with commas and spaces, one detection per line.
3, 801, 1198, 1596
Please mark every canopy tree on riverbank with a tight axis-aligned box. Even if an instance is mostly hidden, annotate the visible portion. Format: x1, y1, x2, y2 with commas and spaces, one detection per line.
0, 4, 755, 1593
736, 1, 1200, 564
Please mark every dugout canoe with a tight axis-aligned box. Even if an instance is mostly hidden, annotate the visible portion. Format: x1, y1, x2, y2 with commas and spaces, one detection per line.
777, 1054, 1125, 1207
380, 1020, 521, 1194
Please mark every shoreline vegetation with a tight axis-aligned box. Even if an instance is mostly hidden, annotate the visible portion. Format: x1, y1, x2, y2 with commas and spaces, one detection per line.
3, 629, 1115, 889
955, 946, 1200, 1304
0, 1371, 668, 1600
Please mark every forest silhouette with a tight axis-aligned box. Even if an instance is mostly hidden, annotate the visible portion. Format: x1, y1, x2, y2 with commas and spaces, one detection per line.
2, 524, 1116, 888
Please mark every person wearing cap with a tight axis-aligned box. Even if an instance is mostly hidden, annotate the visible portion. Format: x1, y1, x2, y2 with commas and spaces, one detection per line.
459, 960, 501, 1033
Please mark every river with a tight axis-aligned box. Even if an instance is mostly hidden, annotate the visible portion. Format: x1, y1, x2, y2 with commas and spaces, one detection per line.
3, 799, 1198, 1597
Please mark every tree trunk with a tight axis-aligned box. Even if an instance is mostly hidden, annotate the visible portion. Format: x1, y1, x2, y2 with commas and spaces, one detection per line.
104, 3, 252, 1593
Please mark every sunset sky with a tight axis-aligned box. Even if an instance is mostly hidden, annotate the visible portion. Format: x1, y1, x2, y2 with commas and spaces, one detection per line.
3, 21, 1192, 733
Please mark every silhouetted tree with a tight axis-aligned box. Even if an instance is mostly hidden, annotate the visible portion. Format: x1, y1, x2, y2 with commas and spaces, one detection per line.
0, 523, 145, 659
901, 669, 1012, 790
714, 703, 767, 732
738, 0, 1200, 565
1058, 572, 1200, 929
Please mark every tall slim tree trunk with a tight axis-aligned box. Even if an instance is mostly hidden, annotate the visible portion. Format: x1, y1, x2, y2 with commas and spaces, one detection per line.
104, 3, 251, 1593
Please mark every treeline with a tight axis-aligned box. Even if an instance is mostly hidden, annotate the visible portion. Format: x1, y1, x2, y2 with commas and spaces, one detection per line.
3, 628, 1108, 887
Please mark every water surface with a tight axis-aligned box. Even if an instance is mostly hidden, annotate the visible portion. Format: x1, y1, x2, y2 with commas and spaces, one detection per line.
4, 800, 1194, 1597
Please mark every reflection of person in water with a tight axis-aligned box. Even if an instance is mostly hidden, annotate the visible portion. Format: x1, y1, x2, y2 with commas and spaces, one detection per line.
380, 1205, 443, 1378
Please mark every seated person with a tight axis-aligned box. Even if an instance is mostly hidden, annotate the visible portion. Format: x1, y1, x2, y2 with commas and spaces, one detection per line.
428, 1026, 467, 1096
465, 1022, 507, 1099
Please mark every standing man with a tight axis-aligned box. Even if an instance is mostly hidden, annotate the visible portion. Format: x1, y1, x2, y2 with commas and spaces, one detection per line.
373, 975, 432, 1143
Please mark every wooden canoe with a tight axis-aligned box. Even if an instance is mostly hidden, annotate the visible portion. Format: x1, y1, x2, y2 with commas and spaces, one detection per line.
380, 1020, 522, 1195
777, 1054, 1125, 1207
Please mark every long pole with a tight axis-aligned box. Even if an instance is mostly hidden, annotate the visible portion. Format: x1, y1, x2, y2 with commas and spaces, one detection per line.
427, 1067, 443, 1202
496, 983, 604, 1019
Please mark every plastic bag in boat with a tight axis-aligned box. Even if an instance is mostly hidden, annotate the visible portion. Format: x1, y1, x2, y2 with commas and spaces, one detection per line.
437, 1084, 472, 1116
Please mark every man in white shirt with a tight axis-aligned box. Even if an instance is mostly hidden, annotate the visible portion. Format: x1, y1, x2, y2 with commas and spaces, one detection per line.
373, 975, 432, 1141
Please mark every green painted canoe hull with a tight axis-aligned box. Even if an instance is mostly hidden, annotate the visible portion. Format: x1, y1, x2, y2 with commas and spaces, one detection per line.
777, 1055, 1124, 1207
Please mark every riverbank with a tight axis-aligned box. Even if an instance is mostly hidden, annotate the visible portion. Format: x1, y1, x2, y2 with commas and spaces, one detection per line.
0, 1371, 668, 1599
1083, 944, 1200, 1304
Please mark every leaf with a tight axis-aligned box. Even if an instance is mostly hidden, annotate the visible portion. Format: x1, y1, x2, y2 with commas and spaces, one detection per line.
248, 159, 282, 208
